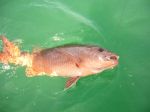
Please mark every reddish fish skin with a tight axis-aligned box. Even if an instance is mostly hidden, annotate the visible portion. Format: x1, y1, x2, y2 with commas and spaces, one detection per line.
0, 36, 119, 88
30, 45, 119, 77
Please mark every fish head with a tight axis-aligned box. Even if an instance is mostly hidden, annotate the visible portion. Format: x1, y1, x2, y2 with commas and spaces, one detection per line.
96, 48, 119, 70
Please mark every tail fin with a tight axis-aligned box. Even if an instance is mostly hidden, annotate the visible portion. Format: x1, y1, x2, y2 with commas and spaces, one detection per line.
0, 35, 21, 64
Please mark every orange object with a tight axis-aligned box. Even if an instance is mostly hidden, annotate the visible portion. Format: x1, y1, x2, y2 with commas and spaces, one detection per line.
0, 36, 119, 88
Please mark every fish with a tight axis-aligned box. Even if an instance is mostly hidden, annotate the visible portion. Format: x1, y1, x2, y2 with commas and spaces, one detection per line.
0, 36, 119, 88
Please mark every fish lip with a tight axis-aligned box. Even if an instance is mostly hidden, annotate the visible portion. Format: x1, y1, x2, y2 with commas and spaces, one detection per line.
98, 60, 118, 70
112, 60, 119, 67
114, 60, 118, 65
107, 62, 118, 69
107, 60, 119, 69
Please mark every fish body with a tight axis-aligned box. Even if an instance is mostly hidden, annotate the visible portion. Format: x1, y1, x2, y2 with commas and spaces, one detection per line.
0, 36, 119, 88
30, 45, 118, 77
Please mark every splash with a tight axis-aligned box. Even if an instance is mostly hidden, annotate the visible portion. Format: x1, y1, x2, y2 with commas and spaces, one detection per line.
0, 64, 17, 78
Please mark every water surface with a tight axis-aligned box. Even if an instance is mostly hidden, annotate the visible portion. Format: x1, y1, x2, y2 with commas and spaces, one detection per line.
0, 0, 150, 112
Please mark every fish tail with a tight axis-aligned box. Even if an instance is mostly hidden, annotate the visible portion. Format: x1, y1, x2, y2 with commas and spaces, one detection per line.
0, 35, 21, 64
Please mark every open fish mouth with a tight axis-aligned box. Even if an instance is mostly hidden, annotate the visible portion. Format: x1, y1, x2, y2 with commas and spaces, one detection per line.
101, 55, 119, 70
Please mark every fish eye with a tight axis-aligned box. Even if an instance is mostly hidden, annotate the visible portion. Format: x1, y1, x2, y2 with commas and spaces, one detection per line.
98, 48, 104, 52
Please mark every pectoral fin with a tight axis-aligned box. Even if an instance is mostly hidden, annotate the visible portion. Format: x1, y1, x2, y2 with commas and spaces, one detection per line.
65, 76, 80, 89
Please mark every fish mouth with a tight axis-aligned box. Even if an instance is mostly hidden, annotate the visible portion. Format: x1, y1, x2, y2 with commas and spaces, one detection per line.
110, 61, 118, 69
109, 55, 119, 67
112, 59, 118, 66
102, 58, 119, 70
108, 55, 119, 68
93, 60, 118, 72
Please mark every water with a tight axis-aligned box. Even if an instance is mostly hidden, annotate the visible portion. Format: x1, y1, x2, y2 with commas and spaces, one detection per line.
0, 0, 150, 112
